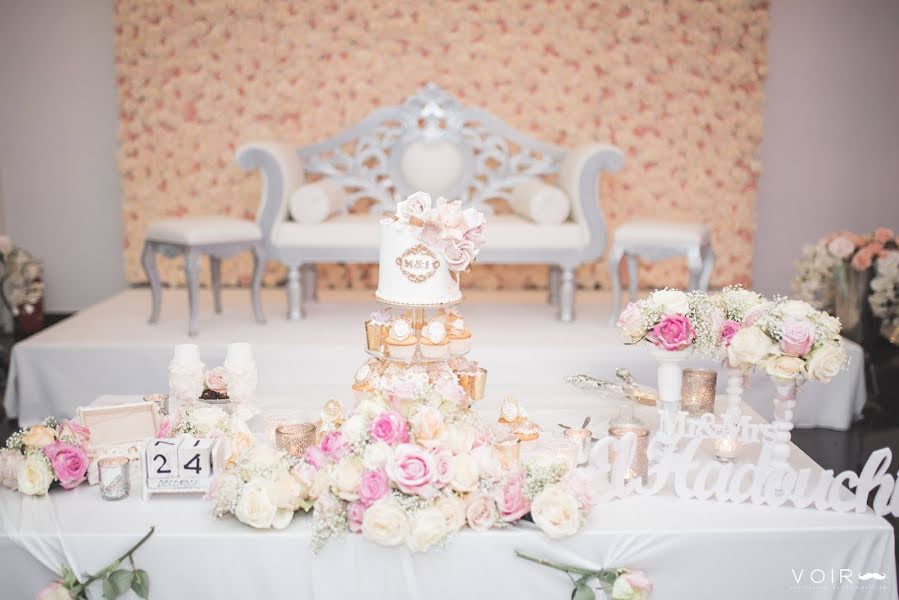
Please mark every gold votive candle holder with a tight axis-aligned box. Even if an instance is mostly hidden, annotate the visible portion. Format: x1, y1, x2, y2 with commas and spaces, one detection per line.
98, 456, 130, 501
143, 393, 170, 416
563, 428, 593, 466
275, 422, 317, 458
365, 321, 384, 352
681, 368, 717, 417
608, 424, 650, 482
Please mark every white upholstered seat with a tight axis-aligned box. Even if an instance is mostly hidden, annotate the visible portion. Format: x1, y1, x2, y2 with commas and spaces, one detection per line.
613, 220, 709, 247
146, 217, 262, 246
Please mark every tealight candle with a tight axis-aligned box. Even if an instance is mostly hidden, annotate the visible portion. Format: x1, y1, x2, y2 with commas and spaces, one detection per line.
681, 368, 717, 417
714, 434, 739, 462
143, 393, 170, 416
608, 424, 650, 482
275, 422, 317, 458
98, 456, 130, 501
563, 428, 593, 465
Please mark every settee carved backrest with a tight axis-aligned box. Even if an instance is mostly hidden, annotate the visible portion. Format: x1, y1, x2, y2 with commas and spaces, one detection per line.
296, 84, 566, 215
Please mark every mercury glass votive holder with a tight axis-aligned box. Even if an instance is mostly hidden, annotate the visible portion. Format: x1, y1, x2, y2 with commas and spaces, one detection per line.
681, 368, 718, 417
98, 456, 130, 501
608, 424, 650, 482
563, 428, 593, 466
143, 393, 170, 416
275, 422, 317, 458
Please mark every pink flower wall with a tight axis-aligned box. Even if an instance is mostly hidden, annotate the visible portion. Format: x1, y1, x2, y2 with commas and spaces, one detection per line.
114, 0, 769, 290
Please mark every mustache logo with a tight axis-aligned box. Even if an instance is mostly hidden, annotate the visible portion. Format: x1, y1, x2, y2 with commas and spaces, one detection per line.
858, 573, 887, 581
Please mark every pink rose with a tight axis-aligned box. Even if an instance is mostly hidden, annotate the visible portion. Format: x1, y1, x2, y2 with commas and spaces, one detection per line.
0, 448, 23, 490
742, 303, 768, 327
43, 441, 88, 490
780, 319, 816, 357
465, 493, 498, 531
442, 239, 476, 272
347, 501, 366, 533
431, 449, 453, 488
319, 431, 349, 461
204, 367, 229, 394
359, 469, 390, 507
370, 411, 409, 446
612, 570, 654, 599
826, 236, 856, 259
462, 207, 487, 246
495, 470, 530, 522
386, 444, 436, 497
851, 246, 876, 271
648, 314, 695, 351
58, 420, 91, 447
304, 446, 327, 470
156, 415, 173, 438
36, 581, 72, 600
616, 302, 645, 339
874, 228, 895, 244
719, 319, 741, 347
464, 223, 486, 246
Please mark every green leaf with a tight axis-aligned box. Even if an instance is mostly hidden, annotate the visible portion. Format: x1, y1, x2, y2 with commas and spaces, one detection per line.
108, 569, 134, 595
102, 577, 117, 600
61, 566, 78, 588
571, 582, 596, 600
131, 569, 150, 599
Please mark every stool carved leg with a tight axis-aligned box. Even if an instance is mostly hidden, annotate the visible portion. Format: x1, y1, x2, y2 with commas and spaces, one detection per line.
184, 251, 201, 337
548, 265, 561, 306
608, 246, 624, 325
559, 266, 575, 322
286, 265, 305, 321
301, 264, 317, 303
141, 242, 162, 325
698, 244, 715, 291
626, 254, 639, 303
251, 244, 266, 324
210, 256, 222, 314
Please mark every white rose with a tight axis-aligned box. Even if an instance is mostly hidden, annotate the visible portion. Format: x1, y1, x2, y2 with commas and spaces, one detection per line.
331, 456, 363, 501
450, 453, 480, 493
471, 445, 503, 481
242, 446, 282, 473
17, 455, 53, 496
781, 300, 813, 320
362, 441, 392, 470
727, 326, 776, 368
765, 354, 806, 382
407, 507, 448, 552
235, 481, 277, 528
356, 397, 388, 419
806, 344, 846, 382
266, 470, 303, 511
189, 406, 227, 435
310, 467, 331, 500
649, 289, 690, 315
445, 424, 476, 455
362, 499, 409, 547
36, 582, 73, 600
342, 414, 368, 443
531, 484, 582, 538
271, 508, 294, 530
611, 571, 654, 600
435, 494, 467, 532
397, 191, 432, 221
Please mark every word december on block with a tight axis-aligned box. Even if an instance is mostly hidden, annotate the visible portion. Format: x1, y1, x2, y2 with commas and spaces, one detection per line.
142, 437, 222, 500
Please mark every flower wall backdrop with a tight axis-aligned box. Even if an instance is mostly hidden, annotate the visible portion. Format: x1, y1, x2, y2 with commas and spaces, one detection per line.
114, 0, 769, 290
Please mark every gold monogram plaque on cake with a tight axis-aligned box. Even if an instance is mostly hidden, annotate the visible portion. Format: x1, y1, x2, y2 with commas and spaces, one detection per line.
396, 244, 440, 284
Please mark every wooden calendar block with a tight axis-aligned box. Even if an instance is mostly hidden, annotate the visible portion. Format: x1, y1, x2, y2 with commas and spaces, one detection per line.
146, 438, 179, 479
176, 437, 214, 478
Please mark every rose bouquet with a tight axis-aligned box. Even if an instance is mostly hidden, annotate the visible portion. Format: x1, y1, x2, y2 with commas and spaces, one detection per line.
161, 404, 255, 463
1, 417, 92, 496
708, 286, 769, 354
393, 192, 487, 274
616, 289, 718, 354
208, 445, 308, 530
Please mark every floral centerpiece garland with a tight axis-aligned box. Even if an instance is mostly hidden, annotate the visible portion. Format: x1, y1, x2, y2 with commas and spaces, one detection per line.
616, 289, 718, 354
0, 417, 92, 496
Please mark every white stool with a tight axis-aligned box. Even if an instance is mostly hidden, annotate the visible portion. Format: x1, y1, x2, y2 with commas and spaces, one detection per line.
607, 220, 715, 323
141, 217, 266, 336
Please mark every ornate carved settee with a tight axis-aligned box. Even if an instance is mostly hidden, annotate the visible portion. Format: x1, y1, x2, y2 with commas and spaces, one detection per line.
237, 84, 623, 321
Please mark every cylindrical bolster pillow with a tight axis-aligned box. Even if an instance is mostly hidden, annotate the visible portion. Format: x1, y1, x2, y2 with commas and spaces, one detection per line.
288, 179, 346, 224
509, 178, 571, 225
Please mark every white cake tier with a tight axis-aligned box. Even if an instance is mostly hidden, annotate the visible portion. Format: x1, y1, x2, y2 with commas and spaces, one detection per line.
375, 219, 462, 306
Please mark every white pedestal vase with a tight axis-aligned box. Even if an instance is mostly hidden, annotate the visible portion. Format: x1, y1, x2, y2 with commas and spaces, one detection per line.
649, 347, 692, 444
770, 377, 799, 474
168, 344, 205, 410
724, 364, 745, 421
224, 342, 258, 420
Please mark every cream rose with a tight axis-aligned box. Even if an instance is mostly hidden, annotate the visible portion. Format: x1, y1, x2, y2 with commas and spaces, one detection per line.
435, 494, 467, 532
188, 406, 227, 435
331, 456, 364, 501
616, 302, 645, 340
361, 499, 409, 547
362, 441, 392, 470
411, 407, 446, 449
727, 326, 775, 368
266, 470, 304, 511
450, 453, 480, 492
805, 344, 846, 382
471, 445, 503, 481
234, 481, 277, 528
445, 424, 476, 455
309, 468, 331, 501
649, 289, 690, 315
407, 507, 448, 552
531, 484, 582, 538
780, 300, 813, 320
21, 425, 56, 449
341, 414, 369, 443
765, 354, 806, 381
271, 508, 294, 530
17, 455, 54, 496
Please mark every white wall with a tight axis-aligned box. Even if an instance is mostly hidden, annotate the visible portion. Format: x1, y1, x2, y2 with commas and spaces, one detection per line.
0, 0, 124, 313
0, 0, 896, 312
754, 0, 899, 295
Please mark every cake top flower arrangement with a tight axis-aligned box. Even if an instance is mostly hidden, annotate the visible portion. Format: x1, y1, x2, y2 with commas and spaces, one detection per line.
390, 191, 487, 273
616, 289, 718, 354
0, 417, 92, 496
726, 298, 847, 383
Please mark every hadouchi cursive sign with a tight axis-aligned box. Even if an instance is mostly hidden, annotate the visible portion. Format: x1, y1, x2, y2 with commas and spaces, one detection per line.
591, 432, 899, 516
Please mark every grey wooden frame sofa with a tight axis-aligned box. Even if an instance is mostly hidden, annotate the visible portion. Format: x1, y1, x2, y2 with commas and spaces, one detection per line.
237, 84, 623, 321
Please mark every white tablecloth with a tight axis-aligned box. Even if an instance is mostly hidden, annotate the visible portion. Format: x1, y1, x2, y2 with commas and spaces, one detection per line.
0, 398, 894, 600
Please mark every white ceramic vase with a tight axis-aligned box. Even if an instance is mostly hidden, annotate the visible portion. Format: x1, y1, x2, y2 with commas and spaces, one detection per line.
649, 346, 692, 434
168, 344, 205, 407
224, 342, 258, 407
770, 376, 799, 473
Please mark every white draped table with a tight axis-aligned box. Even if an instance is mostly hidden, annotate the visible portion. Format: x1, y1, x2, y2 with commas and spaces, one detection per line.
0, 395, 894, 600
